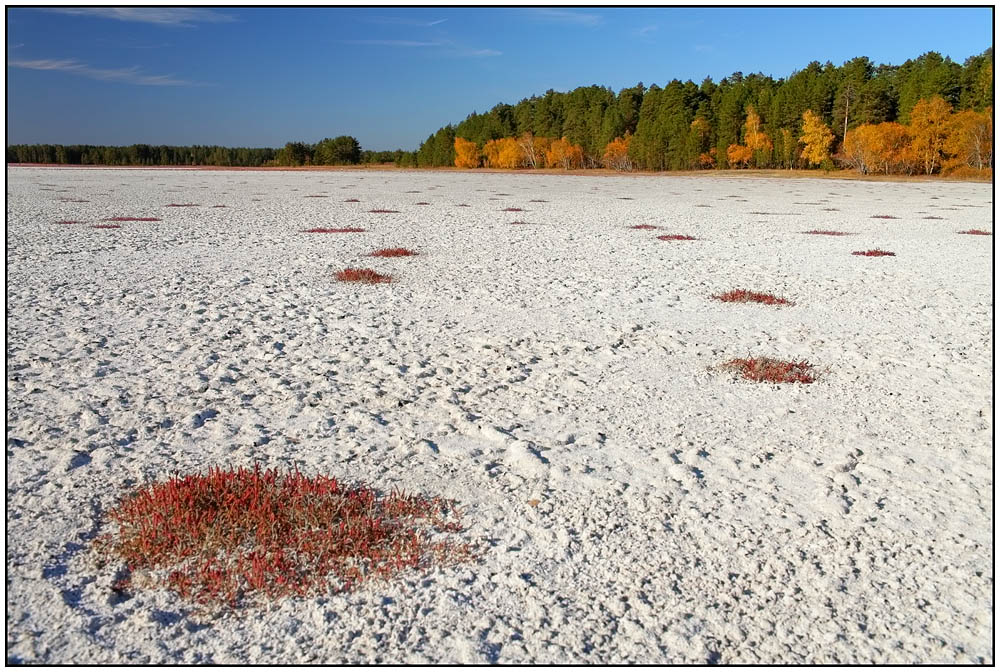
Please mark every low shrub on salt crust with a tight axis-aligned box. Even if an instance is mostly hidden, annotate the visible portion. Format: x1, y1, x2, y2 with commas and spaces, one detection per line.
336, 268, 393, 284
721, 357, 816, 384
95, 466, 470, 608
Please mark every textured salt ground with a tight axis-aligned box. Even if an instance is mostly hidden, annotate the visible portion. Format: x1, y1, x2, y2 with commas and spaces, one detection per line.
5, 168, 994, 664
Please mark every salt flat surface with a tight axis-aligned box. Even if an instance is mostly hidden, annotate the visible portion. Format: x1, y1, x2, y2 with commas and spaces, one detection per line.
5, 167, 994, 664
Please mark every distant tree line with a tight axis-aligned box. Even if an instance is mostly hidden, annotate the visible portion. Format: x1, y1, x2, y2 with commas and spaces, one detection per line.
6, 135, 418, 168
417, 49, 993, 175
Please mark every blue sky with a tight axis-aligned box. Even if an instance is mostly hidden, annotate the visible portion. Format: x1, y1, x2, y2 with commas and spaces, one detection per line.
7, 6, 994, 150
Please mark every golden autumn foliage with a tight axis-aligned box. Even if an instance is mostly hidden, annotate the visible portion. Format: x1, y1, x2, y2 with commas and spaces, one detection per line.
454, 137, 480, 169
545, 137, 584, 169
483, 137, 527, 169
909, 96, 953, 175
602, 133, 633, 171
743, 106, 773, 166
698, 148, 716, 169
799, 110, 835, 166
726, 144, 752, 168
843, 122, 915, 175
943, 108, 993, 172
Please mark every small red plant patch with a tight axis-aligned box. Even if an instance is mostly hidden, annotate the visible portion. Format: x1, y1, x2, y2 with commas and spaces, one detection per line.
370, 248, 418, 258
91, 224, 122, 229
852, 249, 896, 257
870, 215, 899, 219
722, 357, 816, 384
712, 289, 793, 306
336, 268, 393, 283
102, 217, 161, 222
165, 203, 199, 207
96, 465, 469, 607
803, 230, 852, 236
657, 234, 697, 241
958, 229, 992, 235
344, 198, 361, 203
369, 209, 400, 214
501, 207, 525, 212
415, 202, 431, 205
306, 195, 329, 198
630, 224, 658, 230
304, 227, 365, 233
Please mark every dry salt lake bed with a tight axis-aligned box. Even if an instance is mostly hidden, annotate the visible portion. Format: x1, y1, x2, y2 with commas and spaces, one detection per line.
5, 166, 994, 664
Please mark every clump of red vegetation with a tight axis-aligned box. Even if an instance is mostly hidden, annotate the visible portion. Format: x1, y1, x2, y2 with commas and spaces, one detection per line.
870, 215, 900, 219
657, 234, 698, 241
370, 248, 418, 258
415, 202, 431, 205
305, 195, 329, 198
630, 224, 658, 230
712, 289, 793, 306
102, 217, 161, 222
510, 220, 532, 225
303, 227, 365, 233
336, 268, 393, 284
91, 224, 122, 229
344, 198, 361, 203
958, 229, 992, 235
96, 465, 469, 607
369, 209, 400, 214
165, 203, 199, 207
803, 230, 852, 236
852, 249, 896, 257
501, 207, 525, 212
722, 357, 816, 384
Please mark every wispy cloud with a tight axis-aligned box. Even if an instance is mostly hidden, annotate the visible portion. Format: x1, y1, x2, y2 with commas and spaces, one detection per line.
365, 16, 448, 28
10, 58, 197, 86
342, 39, 444, 48
41, 8, 236, 27
635, 25, 658, 37
527, 9, 603, 27
463, 49, 502, 58
341, 39, 500, 57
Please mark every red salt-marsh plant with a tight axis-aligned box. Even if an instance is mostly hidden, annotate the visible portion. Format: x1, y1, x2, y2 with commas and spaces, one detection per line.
852, 249, 896, 257
415, 202, 431, 205
344, 198, 361, 203
870, 215, 900, 219
370, 248, 418, 258
722, 357, 816, 384
165, 203, 199, 207
958, 229, 992, 235
501, 207, 526, 212
102, 217, 161, 222
303, 227, 365, 233
712, 289, 793, 306
306, 195, 329, 198
91, 224, 122, 229
369, 209, 401, 214
336, 268, 393, 283
803, 230, 852, 236
96, 465, 470, 608
657, 234, 698, 241
630, 224, 658, 230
